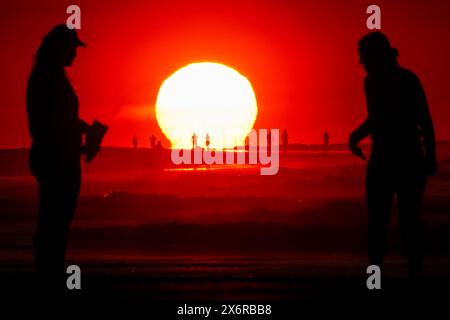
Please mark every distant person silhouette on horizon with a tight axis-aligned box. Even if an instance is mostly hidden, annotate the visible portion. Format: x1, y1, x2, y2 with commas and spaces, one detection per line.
27, 25, 105, 292
323, 130, 330, 151
205, 133, 210, 149
349, 32, 437, 281
192, 132, 197, 149
132, 135, 138, 149
150, 134, 156, 148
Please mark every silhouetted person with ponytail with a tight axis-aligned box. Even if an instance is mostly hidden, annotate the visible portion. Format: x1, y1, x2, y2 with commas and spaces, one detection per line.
349, 32, 437, 282
27, 25, 105, 292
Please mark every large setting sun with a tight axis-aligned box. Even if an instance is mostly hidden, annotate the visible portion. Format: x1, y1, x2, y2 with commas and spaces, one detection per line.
155, 62, 258, 149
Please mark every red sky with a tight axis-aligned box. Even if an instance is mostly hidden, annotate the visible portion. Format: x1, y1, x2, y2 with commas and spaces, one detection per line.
1, 0, 449, 148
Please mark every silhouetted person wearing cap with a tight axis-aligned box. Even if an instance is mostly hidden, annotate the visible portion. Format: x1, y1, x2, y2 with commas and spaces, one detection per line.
26, 25, 96, 292
349, 32, 437, 282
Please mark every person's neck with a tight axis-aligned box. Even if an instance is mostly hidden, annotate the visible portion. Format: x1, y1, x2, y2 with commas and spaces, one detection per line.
37, 63, 65, 71
369, 62, 399, 78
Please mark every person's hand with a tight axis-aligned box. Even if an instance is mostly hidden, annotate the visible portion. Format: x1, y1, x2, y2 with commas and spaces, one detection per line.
84, 120, 108, 163
349, 132, 366, 161
425, 156, 437, 176
85, 140, 100, 163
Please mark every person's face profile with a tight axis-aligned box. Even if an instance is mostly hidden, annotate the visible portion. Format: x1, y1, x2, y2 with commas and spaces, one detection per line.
358, 48, 382, 75
358, 48, 370, 74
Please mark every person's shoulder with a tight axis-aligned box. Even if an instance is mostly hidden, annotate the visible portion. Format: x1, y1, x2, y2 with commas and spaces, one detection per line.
395, 67, 425, 91
28, 67, 40, 80
397, 67, 420, 82
363, 75, 371, 89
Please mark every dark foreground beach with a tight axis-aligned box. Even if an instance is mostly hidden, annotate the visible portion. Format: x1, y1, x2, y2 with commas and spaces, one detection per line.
2, 255, 450, 316
1, 145, 449, 314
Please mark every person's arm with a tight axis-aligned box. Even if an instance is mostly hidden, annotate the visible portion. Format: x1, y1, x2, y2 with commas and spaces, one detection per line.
79, 119, 90, 133
349, 118, 370, 161
27, 72, 65, 144
350, 118, 371, 143
349, 79, 372, 161
413, 75, 437, 175
78, 119, 90, 154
